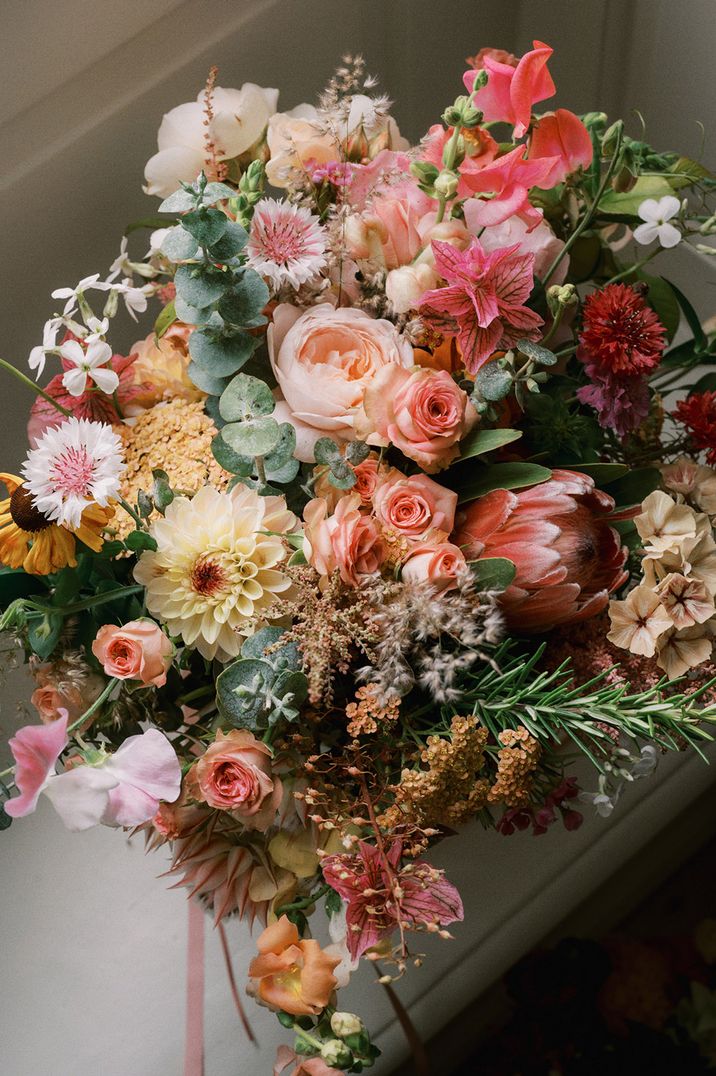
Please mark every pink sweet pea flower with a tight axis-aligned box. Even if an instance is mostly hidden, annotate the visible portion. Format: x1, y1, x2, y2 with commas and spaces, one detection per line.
527, 109, 593, 186
464, 40, 556, 138
458, 144, 559, 229
4, 710, 70, 818
418, 237, 543, 374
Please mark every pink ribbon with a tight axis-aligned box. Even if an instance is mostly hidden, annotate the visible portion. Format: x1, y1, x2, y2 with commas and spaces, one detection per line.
184, 899, 205, 1076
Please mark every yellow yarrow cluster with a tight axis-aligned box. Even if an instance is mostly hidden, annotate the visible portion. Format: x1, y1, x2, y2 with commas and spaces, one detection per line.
487, 726, 541, 808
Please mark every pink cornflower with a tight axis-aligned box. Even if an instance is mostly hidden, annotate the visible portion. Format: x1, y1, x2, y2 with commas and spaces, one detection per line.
321, 840, 463, 959
247, 198, 327, 291
419, 237, 543, 374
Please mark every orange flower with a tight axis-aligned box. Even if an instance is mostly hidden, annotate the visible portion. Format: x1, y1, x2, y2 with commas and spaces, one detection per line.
248, 915, 339, 1016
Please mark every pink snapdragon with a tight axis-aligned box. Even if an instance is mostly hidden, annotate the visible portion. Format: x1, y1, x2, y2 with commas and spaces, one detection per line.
419, 237, 543, 374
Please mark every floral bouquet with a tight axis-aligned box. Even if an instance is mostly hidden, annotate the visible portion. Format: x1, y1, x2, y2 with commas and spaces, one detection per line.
2, 40, 716, 1074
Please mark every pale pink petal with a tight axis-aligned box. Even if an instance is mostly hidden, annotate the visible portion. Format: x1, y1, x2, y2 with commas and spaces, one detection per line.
43, 766, 117, 831
4, 712, 69, 818
105, 728, 181, 805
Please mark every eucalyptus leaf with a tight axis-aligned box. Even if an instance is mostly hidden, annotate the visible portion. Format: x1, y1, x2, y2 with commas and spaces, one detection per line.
222, 416, 281, 457
264, 423, 297, 470
216, 658, 272, 728
174, 296, 213, 325
516, 339, 558, 366
211, 432, 254, 476
181, 207, 228, 247
217, 271, 270, 327
313, 437, 342, 465
328, 458, 356, 490
158, 188, 197, 213
187, 360, 232, 396
151, 469, 174, 512
219, 373, 275, 422
345, 441, 370, 465
476, 363, 513, 401
189, 330, 256, 377
160, 226, 199, 262
241, 626, 301, 671
469, 557, 517, 591
208, 220, 249, 261
202, 181, 237, 205
174, 264, 228, 309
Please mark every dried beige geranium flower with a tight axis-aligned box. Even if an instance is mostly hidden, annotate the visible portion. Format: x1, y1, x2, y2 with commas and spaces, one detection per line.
654, 572, 715, 629
635, 491, 698, 554
661, 457, 716, 516
655, 623, 715, 679
607, 585, 673, 657
645, 519, 716, 596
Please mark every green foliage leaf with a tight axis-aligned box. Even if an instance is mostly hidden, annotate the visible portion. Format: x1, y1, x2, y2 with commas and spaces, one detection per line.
154, 299, 177, 339
187, 361, 232, 396
160, 227, 199, 262
217, 271, 269, 327
219, 372, 275, 422
174, 264, 228, 309
27, 612, 63, 660
208, 220, 249, 261
452, 462, 552, 503
313, 438, 342, 464
598, 175, 674, 218
476, 362, 513, 401
0, 567, 47, 608
189, 329, 256, 377
124, 530, 158, 552
666, 279, 708, 352
151, 469, 174, 513
604, 466, 661, 508
563, 463, 629, 484
469, 557, 516, 591
689, 372, 716, 395
345, 441, 370, 465
516, 339, 558, 365
222, 416, 281, 457
181, 207, 228, 247
211, 432, 254, 476
201, 181, 237, 205
668, 156, 714, 190
457, 427, 522, 462
158, 188, 197, 213
639, 273, 681, 341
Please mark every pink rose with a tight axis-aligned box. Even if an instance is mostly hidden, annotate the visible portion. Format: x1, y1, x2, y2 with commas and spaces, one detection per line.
373, 473, 457, 539
269, 303, 413, 462
92, 620, 173, 688
358, 365, 477, 472
468, 214, 568, 285
401, 541, 467, 592
190, 729, 282, 830
304, 494, 384, 587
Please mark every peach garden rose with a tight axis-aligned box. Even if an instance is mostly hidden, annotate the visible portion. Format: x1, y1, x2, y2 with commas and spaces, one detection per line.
372, 472, 457, 539
92, 619, 173, 688
269, 303, 413, 462
303, 493, 384, 587
401, 540, 467, 591
188, 729, 283, 831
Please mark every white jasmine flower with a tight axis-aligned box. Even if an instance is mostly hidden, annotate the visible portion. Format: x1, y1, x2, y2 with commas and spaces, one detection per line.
111, 278, 150, 320
633, 195, 682, 248
51, 274, 111, 315
59, 338, 119, 397
107, 237, 131, 282
28, 317, 62, 378
21, 418, 125, 529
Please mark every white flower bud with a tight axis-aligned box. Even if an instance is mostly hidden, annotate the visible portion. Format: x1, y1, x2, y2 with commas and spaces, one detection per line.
331, 1011, 364, 1039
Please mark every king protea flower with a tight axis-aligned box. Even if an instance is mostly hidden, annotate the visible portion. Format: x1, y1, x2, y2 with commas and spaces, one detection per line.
454, 469, 628, 631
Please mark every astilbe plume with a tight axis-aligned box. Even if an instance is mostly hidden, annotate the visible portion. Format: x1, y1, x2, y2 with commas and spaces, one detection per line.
358, 568, 503, 704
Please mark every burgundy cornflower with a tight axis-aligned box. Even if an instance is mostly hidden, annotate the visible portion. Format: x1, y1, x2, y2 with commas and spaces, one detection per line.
672, 391, 716, 464
418, 237, 543, 374
321, 840, 463, 959
577, 283, 667, 376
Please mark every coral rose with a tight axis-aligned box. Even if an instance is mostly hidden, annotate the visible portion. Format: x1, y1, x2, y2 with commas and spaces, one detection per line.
269, 303, 413, 462
358, 365, 477, 472
401, 541, 467, 591
304, 494, 384, 587
373, 473, 457, 539
92, 620, 173, 688
189, 729, 282, 830
454, 469, 628, 630
248, 915, 339, 1017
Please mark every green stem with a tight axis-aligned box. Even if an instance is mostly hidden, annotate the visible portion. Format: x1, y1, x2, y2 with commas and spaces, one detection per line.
67, 677, 118, 733
604, 249, 660, 286
29, 585, 144, 617
542, 130, 624, 286
0, 358, 71, 417
293, 1026, 324, 1052
254, 455, 267, 487
276, 883, 332, 917
118, 498, 144, 529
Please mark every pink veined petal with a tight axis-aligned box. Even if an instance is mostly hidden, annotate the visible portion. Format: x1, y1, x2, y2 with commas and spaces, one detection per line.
431, 239, 478, 285
491, 250, 537, 306
470, 281, 500, 328
458, 317, 503, 375
42, 766, 117, 832
105, 728, 182, 804
465, 184, 531, 229
4, 712, 70, 818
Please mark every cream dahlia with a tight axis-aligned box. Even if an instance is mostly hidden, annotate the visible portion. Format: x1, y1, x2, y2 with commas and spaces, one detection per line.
133, 484, 296, 660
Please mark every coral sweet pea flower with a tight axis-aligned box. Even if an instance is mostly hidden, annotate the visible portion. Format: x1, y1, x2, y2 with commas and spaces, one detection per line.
464, 40, 556, 138
528, 109, 593, 186
460, 145, 559, 229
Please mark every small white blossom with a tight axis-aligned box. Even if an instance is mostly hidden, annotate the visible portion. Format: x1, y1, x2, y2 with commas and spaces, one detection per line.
111, 278, 150, 320
28, 317, 62, 379
633, 195, 682, 248
51, 274, 112, 315
59, 338, 119, 397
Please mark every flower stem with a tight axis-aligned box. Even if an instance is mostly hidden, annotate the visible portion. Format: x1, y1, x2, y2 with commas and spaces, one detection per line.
67, 678, 118, 733
0, 357, 71, 417
28, 585, 144, 616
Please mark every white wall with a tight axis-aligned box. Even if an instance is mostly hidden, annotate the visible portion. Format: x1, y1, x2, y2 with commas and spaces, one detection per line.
2, 2, 716, 1073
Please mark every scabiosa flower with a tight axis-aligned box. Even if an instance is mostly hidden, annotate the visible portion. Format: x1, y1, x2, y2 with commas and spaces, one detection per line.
247, 198, 327, 291
672, 391, 716, 464
577, 283, 667, 376
133, 485, 297, 661
21, 418, 125, 530
418, 237, 543, 374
